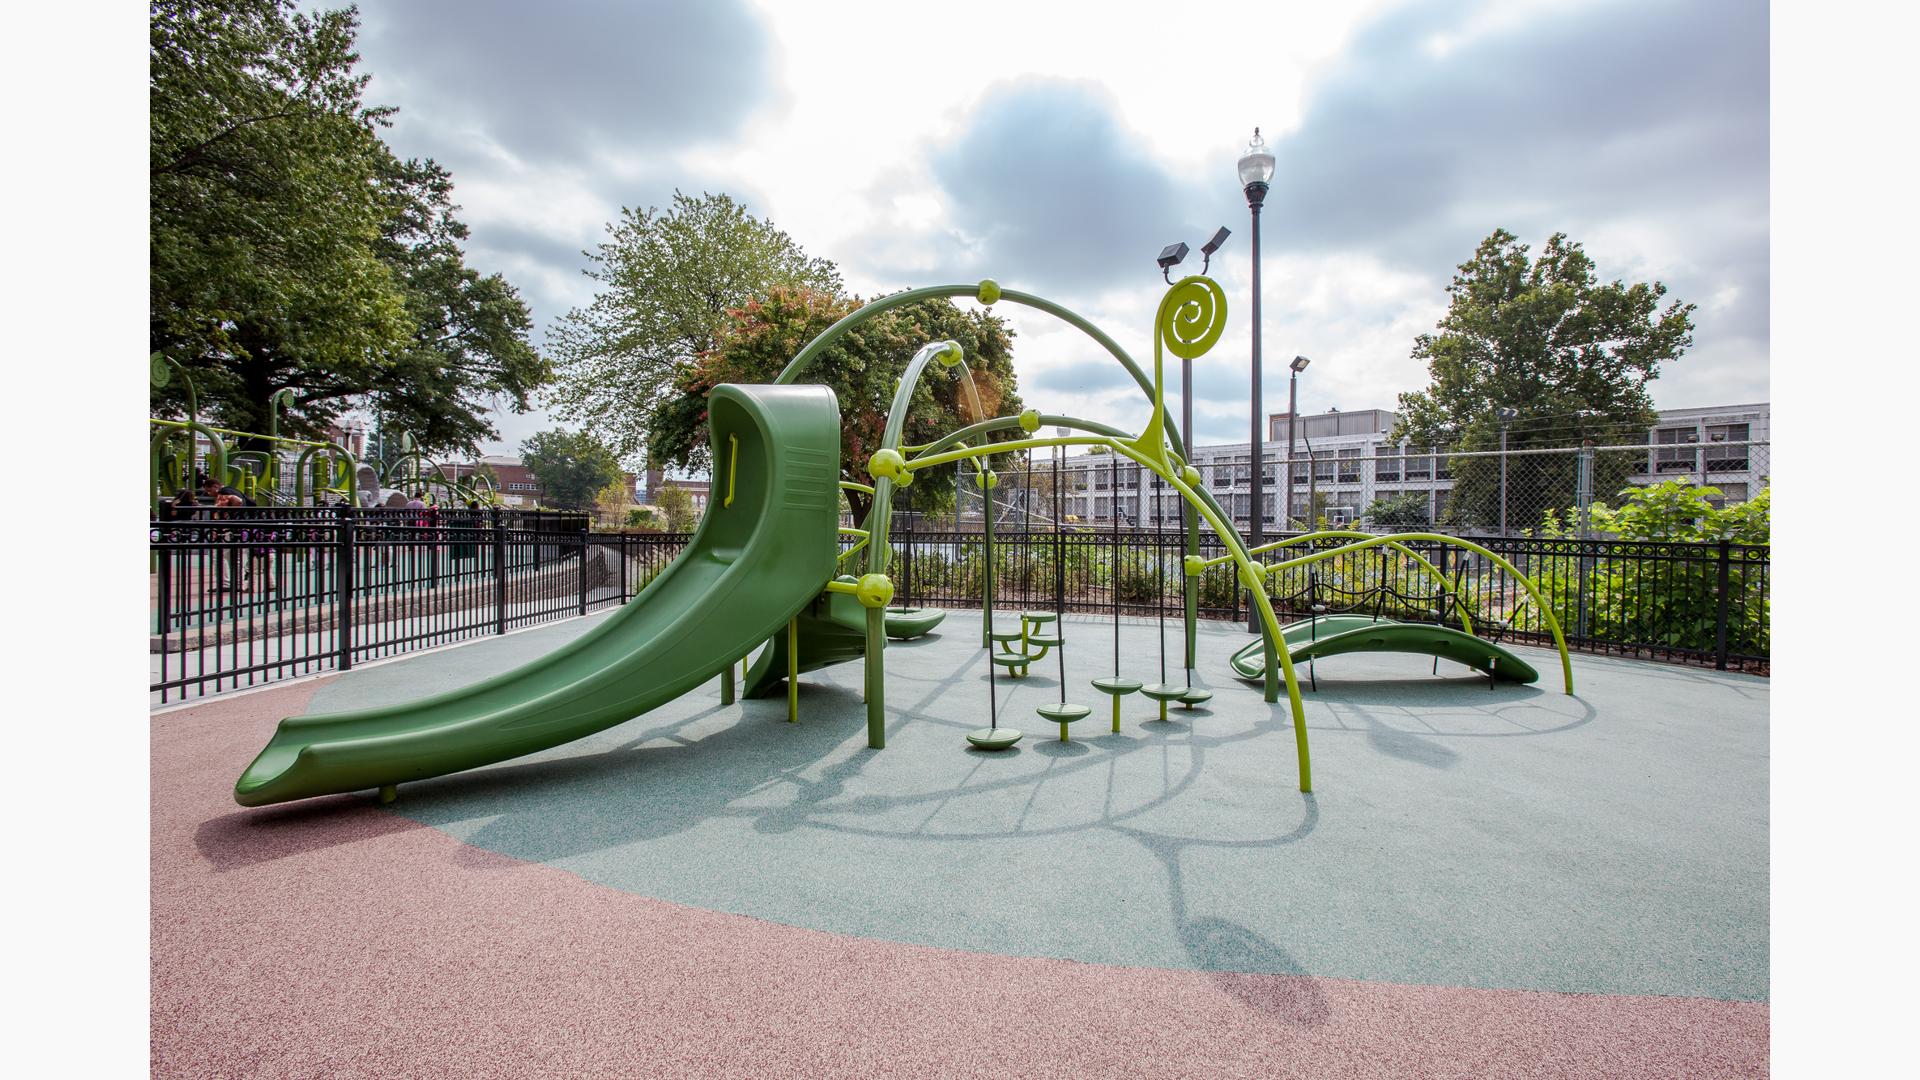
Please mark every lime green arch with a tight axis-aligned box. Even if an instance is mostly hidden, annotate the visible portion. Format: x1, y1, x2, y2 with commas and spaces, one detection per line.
839, 283, 1316, 792
1258, 530, 1575, 695
773, 281, 1204, 466
1202, 533, 1480, 639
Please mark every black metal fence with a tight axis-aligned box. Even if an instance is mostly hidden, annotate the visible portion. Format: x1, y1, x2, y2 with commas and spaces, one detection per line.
883, 527, 1770, 673
150, 507, 689, 703
151, 511, 1769, 703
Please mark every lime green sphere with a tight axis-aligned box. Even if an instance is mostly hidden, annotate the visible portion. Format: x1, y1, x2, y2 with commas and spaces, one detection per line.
867, 448, 906, 481
935, 340, 965, 367
976, 279, 1001, 305
855, 573, 895, 609
1018, 408, 1041, 433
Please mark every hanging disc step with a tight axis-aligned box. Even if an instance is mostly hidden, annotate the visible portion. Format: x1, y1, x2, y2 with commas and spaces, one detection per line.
966, 727, 1023, 750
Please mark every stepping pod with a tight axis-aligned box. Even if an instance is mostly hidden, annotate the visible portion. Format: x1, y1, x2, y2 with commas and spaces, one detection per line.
1091, 676, 1142, 733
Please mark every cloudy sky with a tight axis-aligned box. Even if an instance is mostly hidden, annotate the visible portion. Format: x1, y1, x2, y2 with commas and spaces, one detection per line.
348, 0, 1768, 460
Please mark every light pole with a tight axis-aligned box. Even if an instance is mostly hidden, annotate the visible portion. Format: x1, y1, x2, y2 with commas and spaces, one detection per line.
1496, 406, 1516, 536
1239, 128, 1275, 633
1284, 354, 1310, 529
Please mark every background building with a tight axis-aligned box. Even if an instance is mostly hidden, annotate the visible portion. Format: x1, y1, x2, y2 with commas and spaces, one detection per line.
1041, 402, 1769, 534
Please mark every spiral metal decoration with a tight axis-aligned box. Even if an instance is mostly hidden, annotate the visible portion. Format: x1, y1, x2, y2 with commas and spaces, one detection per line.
1157, 275, 1227, 361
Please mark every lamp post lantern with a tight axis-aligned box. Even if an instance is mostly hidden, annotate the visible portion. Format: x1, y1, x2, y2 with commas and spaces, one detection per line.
1239, 128, 1276, 633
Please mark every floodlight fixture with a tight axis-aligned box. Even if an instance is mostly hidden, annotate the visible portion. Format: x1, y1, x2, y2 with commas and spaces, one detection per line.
1289, 355, 1311, 373
1199, 226, 1231, 273
1495, 406, 1518, 422
1157, 241, 1190, 282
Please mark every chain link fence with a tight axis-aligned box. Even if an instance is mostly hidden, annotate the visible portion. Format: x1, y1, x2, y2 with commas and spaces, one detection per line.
973, 439, 1768, 539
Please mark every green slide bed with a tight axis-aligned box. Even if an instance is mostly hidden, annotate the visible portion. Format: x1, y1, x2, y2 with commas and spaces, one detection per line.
1229, 615, 1540, 685
233, 384, 844, 807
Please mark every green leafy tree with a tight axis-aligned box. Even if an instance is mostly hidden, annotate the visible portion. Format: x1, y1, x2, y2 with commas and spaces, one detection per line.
545, 192, 843, 460
1392, 229, 1695, 529
361, 155, 551, 451
1365, 492, 1431, 529
149, 0, 546, 453
520, 429, 623, 510
653, 483, 700, 533
644, 286, 1023, 525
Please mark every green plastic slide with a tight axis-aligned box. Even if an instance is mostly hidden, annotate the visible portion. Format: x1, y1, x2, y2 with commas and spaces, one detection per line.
1229, 615, 1540, 685
233, 384, 843, 807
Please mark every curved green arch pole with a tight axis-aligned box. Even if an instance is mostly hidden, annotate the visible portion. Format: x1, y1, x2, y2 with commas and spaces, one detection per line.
148, 419, 229, 513
291, 442, 361, 505
806, 280, 1313, 789
775, 280, 1244, 683
1255, 530, 1575, 695
877, 299, 1311, 790
1205, 533, 1480, 638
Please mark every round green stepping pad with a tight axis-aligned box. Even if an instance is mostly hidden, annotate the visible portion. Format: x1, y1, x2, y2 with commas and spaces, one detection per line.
1034, 702, 1092, 723
1021, 611, 1057, 623
1139, 683, 1190, 702
966, 727, 1023, 750
989, 654, 1032, 668
1091, 676, 1143, 696
1177, 687, 1214, 706
1024, 634, 1063, 647
987, 627, 1027, 641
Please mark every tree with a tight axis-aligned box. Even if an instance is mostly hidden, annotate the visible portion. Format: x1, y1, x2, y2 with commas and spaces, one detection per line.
520, 429, 623, 510
654, 484, 700, 533
643, 286, 1024, 525
1365, 492, 1431, 529
590, 479, 636, 529
545, 192, 843, 461
149, 0, 546, 453
360, 155, 551, 452
1391, 229, 1695, 530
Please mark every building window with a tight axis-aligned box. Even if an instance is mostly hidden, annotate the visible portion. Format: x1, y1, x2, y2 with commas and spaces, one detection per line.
1704, 423, 1750, 471
1405, 448, 1431, 481
1337, 448, 1361, 484
1374, 450, 1400, 483
1654, 427, 1698, 473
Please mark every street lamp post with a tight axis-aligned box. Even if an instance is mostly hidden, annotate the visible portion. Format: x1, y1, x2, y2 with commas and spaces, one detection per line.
1239, 128, 1276, 634
1284, 355, 1310, 529
1496, 406, 1517, 536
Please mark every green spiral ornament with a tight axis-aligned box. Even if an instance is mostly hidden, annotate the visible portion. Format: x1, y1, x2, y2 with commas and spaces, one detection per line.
1158, 275, 1227, 360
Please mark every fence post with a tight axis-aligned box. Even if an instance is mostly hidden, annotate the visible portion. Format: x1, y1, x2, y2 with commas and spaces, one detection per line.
336, 504, 355, 671
619, 533, 629, 604
1714, 539, 1732, 671
155, 531, 172, 638
493, 507, 508, 634
578, 522, 590, 616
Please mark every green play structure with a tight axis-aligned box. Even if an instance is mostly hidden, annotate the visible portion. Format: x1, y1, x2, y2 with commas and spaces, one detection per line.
234, 275, 1574, 808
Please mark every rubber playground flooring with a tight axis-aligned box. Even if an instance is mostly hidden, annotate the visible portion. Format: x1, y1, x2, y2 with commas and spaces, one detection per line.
153, 607, 1769, 1077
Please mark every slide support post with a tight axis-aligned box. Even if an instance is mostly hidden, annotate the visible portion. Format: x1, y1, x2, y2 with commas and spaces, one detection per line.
787, 618, 798, 723
865, 605, 887, 749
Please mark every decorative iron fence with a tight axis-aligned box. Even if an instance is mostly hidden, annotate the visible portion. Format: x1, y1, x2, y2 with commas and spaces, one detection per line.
152, 511, 1769, 704
882, 528, 1769, 673
150, 507, 688, 703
